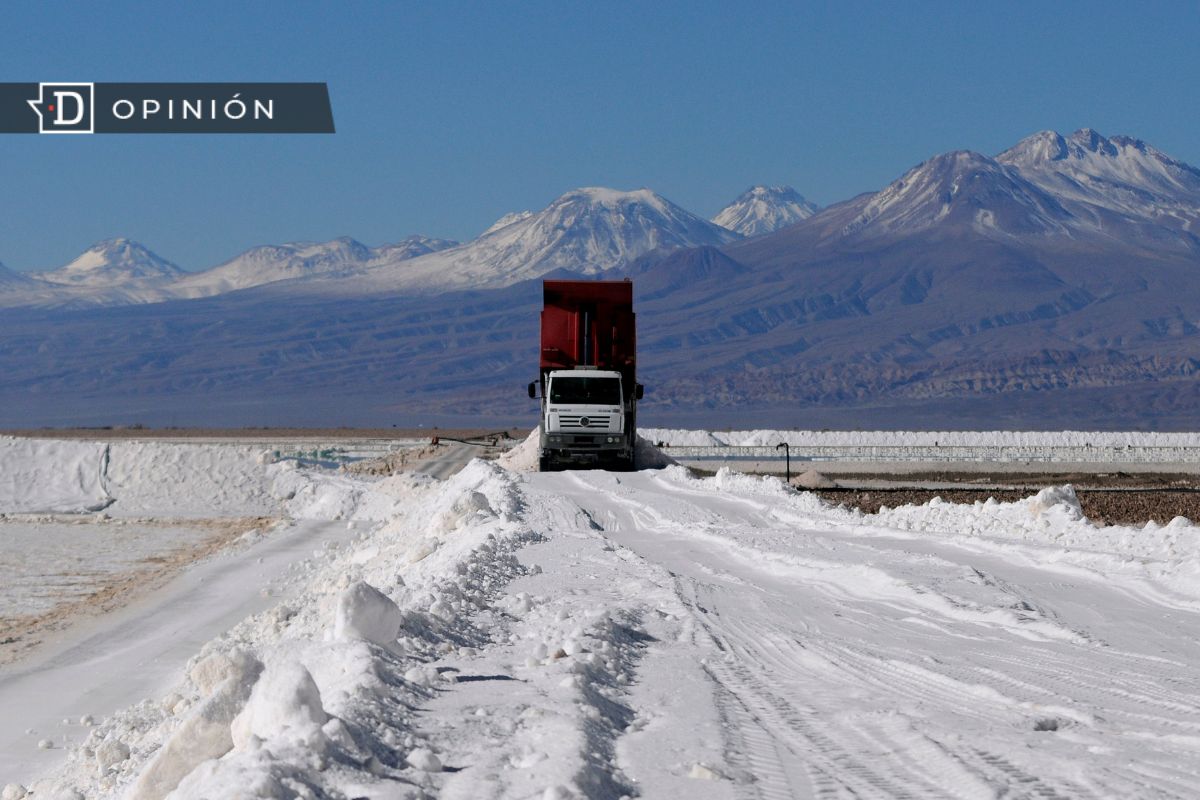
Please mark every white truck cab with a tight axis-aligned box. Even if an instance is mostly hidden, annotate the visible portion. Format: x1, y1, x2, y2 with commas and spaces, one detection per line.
538, 368, 632, 469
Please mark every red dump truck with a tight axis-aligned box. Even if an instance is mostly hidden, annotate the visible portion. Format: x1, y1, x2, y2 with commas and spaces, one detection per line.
527, 279, 643, 471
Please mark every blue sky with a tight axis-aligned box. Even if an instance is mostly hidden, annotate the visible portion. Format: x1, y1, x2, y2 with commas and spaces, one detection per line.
2, 0, 1198, 271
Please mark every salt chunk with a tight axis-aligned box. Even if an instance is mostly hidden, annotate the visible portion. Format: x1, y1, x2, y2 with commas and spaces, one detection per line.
428, 599, 455, 622
129, 653, 263, 800
513, 592, 533, 614
95, 739, 130, 771
407, 537, 439, 563
334, 581, 402, 651
688, 763, 724, 780
190, 649, 258, 697
406, 747, 442, 772
321, 718, 356, 750
231, 661, 327, 749
404, 666, 439, 688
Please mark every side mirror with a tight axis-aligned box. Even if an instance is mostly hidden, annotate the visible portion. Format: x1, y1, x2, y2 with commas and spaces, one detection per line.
635, 383, 645, 400
527, 381, 537, 399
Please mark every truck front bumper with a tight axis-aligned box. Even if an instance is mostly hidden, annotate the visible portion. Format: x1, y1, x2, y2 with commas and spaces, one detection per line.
540, 432, 631, 464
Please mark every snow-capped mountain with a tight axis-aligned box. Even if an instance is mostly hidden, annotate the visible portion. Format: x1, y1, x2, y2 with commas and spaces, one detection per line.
0, 235, 461, 307
712, 185, 818, 236
180, 185, 743, 298
173, 235, 461, 298
376, 187, 742, 291
481, 211, 533, 236
172, 237, 389, 298
0, 187, 739, 305
815, 129, 1200, 253
34, 238, 185, 287
837, 150, 1076, 239
996, 128, 1200, 232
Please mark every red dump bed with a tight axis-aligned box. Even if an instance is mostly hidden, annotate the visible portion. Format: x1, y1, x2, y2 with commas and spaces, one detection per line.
540, 279, 636, 391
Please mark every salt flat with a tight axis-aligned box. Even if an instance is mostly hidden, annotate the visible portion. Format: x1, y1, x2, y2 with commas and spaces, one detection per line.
3, 433, 1199, 798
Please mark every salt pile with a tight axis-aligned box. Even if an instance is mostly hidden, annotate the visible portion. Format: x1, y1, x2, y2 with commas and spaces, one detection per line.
791, 469, 838, 489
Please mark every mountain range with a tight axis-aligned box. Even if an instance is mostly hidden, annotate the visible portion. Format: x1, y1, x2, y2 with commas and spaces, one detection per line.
0, 186, 763, 308
2, 128, 1199, 429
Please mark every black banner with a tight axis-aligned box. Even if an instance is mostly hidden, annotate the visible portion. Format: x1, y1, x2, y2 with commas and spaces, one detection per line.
0, 83, 335, 134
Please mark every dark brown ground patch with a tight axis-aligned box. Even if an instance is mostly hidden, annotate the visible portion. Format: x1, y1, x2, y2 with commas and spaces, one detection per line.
811, 488, 1200, 527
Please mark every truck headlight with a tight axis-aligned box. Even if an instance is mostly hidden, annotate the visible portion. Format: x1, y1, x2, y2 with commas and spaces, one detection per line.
606, 436, 615, 443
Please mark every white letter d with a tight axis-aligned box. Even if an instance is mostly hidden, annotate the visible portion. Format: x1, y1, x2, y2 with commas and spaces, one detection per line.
53, 91, 86, 125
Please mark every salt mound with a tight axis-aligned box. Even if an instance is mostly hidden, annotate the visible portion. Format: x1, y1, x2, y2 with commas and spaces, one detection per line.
791, 469, 838, 489
1029, 485, 1084, 521
497, 429, 539, 472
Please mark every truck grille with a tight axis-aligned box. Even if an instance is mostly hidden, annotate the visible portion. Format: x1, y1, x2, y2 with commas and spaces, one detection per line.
559, 414, 615, 430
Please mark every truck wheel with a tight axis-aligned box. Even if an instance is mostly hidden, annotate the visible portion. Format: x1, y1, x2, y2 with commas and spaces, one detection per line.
538, 456, 550, 472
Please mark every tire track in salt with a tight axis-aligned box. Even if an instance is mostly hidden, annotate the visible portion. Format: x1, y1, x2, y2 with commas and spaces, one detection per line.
547, 469, 1200, 799
677, 575, 970, 799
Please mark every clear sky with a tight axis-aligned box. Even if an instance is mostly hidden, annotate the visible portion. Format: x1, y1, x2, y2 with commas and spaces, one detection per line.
2, 0, 1198, 271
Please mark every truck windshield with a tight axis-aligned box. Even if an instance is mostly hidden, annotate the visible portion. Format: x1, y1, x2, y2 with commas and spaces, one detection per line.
549, 376, 621, 405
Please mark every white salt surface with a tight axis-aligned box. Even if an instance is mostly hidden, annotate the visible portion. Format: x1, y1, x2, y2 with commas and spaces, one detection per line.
0, 520, 217, 618
0, 438, 109, 513
4, 436, 1200, 798
0, 437, 285, 518
104, 442, 282, 518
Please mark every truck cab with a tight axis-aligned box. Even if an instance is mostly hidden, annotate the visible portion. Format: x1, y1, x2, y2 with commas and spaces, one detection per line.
539, 368, 631, 469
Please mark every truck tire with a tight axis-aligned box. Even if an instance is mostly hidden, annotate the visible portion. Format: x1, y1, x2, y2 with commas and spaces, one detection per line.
538, 456, 550, 472
609, 455, 635, 473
